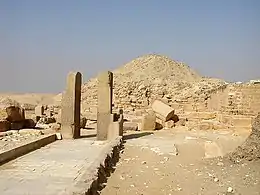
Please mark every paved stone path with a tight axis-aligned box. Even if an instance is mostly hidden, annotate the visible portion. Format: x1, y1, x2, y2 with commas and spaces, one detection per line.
0, 133, 110, 195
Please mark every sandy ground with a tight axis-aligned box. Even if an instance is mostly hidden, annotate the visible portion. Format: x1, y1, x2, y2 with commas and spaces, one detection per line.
101, 129, 260, 195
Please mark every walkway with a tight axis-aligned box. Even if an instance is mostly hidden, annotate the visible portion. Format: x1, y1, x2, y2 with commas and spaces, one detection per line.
0, 131, 116, 195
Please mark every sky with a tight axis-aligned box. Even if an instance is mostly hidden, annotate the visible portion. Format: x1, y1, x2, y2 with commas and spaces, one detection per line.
0, 0, 259, 93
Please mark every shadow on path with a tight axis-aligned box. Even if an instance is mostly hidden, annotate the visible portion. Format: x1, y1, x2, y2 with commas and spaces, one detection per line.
123, 132, 153, 140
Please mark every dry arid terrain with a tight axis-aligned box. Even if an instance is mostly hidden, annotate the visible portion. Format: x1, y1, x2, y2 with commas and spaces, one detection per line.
0, 54, 260, 195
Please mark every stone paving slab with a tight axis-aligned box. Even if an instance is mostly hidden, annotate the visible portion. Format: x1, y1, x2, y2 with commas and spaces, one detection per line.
0, 135, 120, 195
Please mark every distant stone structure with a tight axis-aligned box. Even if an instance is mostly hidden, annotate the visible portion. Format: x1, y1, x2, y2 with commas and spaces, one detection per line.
139, 110, 156, 131
97, 71, 113, 140
0, 106, 35, 132
108, 109, 124, 140
35, 105, 44, 122
61, 72, 82, 139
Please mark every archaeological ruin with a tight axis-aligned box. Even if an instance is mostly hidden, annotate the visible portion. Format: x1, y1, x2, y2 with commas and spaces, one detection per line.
0, 54, 259, 194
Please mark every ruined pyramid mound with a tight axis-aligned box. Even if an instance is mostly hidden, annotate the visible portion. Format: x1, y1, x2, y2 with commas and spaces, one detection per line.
79, 54, 226, 112
112, 54, 201, 83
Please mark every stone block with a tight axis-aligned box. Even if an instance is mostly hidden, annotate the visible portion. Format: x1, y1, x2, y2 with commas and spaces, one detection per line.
156, 117, 165, 127
6, 106, 25, 122
123, 122, 138, 131
61, 72, 82, 139
23, 119, 36, 128
107, 121, 120, 140
151, 100, 175, 121
0, 120, 11, 132
97, 71, 113, 140
140, 111, 156, 131
35, 105, 44, 116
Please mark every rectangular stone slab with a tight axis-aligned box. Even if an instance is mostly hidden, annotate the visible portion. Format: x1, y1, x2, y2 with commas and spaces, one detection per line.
61, 72, 82, 139
97, 71, 113, 140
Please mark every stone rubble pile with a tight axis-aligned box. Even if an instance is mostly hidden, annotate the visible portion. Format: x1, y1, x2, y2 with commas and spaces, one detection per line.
0, 104, 36, 132
75, 54, 227, 116
50, 54, 228, 133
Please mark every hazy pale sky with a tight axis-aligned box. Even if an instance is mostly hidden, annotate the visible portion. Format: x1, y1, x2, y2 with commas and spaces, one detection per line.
0, 0, 259, 93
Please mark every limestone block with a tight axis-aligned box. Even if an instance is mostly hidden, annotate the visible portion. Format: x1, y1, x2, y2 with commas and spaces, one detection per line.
123, 122, 138, 131
97, 71, 113, 140
35, 105, 44, 116
156, 117, 165, 127
151, 100, 175, 121
61, 72, 82, 139
6, 106, 25, 122
0, 120, 11, 132
140, 111, 156, 131
23, 119, 36, 128
107, 121, 120, 140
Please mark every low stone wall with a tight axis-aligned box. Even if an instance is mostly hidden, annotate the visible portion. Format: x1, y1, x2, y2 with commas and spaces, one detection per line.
208, 84, 260, 115
0, 134, 56, 165
173, 83, 260, 117
61, 137, 123, 195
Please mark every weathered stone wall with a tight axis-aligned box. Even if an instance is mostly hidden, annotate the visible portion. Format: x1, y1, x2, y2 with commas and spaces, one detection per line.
207, 83, 260, 116
168, 83, 260, 117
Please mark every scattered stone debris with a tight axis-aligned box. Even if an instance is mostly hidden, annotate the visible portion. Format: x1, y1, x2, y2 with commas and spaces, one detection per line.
226, 113, 260, 162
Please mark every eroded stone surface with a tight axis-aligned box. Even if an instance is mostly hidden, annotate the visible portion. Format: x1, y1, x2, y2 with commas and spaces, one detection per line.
97, 71, 113, 141
61, 72, 82, 139
0, 136, 118, 195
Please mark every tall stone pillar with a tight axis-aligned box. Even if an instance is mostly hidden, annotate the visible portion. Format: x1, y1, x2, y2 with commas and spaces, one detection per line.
97, 71, 113, 140
61, 72, 82, 139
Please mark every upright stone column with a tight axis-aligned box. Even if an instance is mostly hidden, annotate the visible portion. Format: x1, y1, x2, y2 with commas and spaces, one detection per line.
61, 72, 82, 139
118, 109, 124, 136
97, 71, 113, 140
